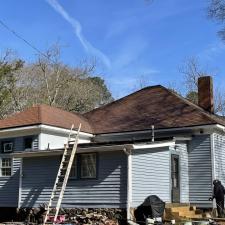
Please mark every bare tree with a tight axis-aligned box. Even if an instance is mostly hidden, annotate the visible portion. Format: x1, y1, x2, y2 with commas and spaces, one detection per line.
178, 57, 225, 115
6, 45, 113, 114
208, 0, 225, 41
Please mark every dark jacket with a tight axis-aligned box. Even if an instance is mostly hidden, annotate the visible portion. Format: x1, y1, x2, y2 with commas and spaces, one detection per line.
213, 180, 225, 201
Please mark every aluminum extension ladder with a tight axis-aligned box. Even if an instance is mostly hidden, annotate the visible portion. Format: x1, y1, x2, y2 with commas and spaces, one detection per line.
43, 123, 81, 225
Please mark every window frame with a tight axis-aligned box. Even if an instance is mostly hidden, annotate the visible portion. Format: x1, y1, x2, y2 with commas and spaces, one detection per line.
0, 157, 12, 177
80, 153, 97, 180
68, 153, 98, 180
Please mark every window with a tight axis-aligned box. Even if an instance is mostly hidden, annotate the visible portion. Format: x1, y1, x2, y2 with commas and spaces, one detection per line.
68, 154, 97, 180
69, 157, 77, 178
1, 158, 12, 176
24, 137, 33, 150
172, 156, 179, 188
2, 141, 13, 153
80, 153, 96, 179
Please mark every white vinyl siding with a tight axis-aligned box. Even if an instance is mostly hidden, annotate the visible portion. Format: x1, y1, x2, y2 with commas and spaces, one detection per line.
188, 135, 212, 208
131, 147, 171, 207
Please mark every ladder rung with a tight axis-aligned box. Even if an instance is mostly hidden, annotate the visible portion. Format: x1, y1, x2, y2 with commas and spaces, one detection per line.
43, 123, 81, 225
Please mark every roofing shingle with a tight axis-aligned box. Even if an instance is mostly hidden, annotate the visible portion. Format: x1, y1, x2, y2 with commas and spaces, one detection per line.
1, 85, 225, 135
84, 85, 225, 134
0, 104, 92, 133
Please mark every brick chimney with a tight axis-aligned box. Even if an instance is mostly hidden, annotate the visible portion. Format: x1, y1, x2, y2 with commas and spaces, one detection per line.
198, 76, 214, 113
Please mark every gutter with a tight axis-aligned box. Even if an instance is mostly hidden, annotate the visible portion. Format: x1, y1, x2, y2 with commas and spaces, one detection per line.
96, 124, 225, 137
13, 144, 134, 158
13, 140, 175, 158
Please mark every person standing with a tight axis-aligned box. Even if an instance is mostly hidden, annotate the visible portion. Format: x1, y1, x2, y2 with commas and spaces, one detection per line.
209, 179, 225, 218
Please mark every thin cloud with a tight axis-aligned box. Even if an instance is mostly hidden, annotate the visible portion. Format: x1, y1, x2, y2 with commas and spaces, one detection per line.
46, 0, 111, 68
198, 41, 225, 61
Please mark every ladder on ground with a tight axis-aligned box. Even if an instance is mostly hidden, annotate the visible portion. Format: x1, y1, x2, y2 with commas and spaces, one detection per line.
43, 123, 82, 225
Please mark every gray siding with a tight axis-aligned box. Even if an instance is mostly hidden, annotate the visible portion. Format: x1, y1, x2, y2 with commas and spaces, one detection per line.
213, 133, 225, 184
0, 135, 38, 207
188, 135, 212, 208
131, 147, 170, 207
21, 151, 127, 208
175, 143, 189, 203
0, 136, 39, 152
0, 158, 21, 207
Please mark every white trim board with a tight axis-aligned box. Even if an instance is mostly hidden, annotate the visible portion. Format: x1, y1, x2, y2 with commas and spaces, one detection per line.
0, 124, 93, 139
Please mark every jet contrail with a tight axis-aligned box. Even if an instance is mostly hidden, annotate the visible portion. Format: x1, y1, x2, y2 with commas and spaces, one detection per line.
46, 0, 111, 68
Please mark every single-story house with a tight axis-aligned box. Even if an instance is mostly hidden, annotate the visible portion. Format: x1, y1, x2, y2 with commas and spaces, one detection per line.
0, 76, 225, 220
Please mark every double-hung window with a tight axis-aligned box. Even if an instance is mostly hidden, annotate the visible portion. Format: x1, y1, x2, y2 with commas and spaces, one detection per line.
80, 153, 96, 179
0, 158, 12, 176
69, 153, 97, 179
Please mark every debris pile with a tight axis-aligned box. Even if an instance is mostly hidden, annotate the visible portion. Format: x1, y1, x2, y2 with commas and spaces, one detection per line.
16, 206, 126, 225
61, 208, 126, 225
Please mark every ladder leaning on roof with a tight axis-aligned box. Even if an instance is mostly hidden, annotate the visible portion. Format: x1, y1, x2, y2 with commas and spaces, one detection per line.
43, 123, 82, 225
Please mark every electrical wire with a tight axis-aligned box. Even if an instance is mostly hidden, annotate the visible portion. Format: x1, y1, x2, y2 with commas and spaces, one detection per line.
0, 19, 50, 60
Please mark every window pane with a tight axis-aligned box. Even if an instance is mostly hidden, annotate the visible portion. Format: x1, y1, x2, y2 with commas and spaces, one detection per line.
69, 157, 77, 178
2, 168, 11, 176
2, 158, 11, 167
24, 137, 33, 149
81, 154, 96, 178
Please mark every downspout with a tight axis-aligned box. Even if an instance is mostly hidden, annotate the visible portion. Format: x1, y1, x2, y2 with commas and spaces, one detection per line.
123, 147, 132, 221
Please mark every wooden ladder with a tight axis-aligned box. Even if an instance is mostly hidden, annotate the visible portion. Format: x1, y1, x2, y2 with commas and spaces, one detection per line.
43, 123, 81, 225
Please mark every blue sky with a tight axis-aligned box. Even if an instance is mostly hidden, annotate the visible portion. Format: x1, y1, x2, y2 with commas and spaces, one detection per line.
0, 0, 225, 98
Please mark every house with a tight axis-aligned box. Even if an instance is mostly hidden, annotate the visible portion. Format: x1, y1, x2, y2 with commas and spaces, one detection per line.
0, 76, 225, 220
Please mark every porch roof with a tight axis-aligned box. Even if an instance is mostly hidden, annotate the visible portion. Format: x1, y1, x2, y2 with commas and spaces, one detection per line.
12, 139, 175, 158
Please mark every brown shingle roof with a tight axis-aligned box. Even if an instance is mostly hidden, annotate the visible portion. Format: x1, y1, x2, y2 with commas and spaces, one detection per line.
2, 85, 225, 135
0, 104, 92, 133
84, 85, 225, 134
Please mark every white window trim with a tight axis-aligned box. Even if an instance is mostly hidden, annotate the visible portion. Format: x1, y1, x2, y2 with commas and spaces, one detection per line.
0, 157, 13, 177
3, 142, 13, 153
